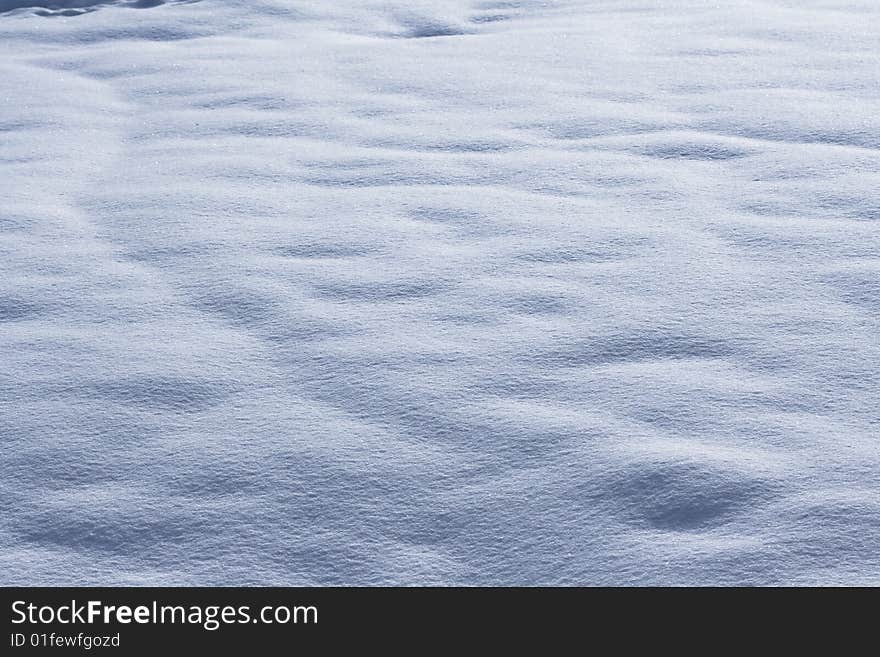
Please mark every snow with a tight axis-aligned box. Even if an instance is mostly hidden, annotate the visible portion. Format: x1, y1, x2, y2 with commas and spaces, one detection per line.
1, 0, 878, 585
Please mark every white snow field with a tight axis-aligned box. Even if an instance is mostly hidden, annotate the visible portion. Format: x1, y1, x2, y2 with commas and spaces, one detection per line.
1, 0, 878, 586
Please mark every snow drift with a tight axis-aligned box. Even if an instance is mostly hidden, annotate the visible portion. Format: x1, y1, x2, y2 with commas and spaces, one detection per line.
1, 0, 878, 585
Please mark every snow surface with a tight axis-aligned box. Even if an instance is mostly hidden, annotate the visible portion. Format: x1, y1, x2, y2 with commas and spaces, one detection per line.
1, 0, 878, 586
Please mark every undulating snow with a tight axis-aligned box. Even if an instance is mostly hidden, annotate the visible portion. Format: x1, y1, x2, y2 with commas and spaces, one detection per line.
1, 0, 878, 585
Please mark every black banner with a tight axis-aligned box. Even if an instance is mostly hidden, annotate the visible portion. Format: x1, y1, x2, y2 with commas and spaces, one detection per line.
0, 586, 866, 651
